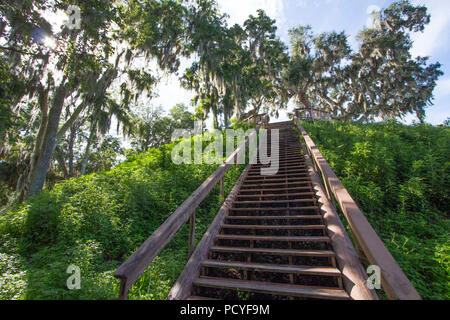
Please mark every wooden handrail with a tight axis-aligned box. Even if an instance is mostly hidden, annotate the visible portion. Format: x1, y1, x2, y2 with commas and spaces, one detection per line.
168, 164, 252, 300
114, 127, 260, 300
243, 113, 268, 126
294, 118, 421, 300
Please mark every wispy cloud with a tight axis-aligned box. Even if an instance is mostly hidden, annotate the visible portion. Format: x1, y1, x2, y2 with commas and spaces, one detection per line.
217, 0, 286, 27
411, 0, 450, 57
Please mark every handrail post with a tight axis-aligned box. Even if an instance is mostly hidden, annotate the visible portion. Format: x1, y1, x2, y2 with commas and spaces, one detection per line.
118, 278, 130, 300
188, 209, 196, 258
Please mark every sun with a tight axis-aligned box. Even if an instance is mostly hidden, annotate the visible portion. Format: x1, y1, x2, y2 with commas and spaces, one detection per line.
43, 36, 57, 50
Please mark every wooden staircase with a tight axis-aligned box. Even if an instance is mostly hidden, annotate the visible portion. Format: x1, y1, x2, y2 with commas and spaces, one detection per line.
186, 123, 349, 300
115, 119, 420, 301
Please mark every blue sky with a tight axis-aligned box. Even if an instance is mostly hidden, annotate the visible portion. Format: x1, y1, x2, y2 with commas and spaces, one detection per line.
152, 0, 450, 125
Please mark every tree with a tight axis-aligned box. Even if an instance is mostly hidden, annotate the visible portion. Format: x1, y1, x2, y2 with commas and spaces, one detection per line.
0, 0, 193, 200
284, 0, 442, 122
283, 26, 352, 119
182, 7, 288, 128
243, 10, 289, 118
348, 0, 443, 122
131, 104, 194, 152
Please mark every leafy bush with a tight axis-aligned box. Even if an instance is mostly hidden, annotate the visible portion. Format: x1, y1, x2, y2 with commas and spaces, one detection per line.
0, 134, 246, 300
301, 120, 449, 300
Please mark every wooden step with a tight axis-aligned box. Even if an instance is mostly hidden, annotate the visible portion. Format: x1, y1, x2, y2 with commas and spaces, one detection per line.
201, 260, 341, 276
246, 174, 308, 180
250, 162, 305, 168
239, 187, 312, 193
243, 177, 310, 184
241, 182, 311, 188
216, 234, 330, 242
193, 278, 350, 300
210, 246, 336, 258
230, 206, 319, 211
222, 224, 325, 230
248, 167, 306, 172
234, 199, 316, 205
237, 192, 315, 198
226, 215, 323, 220
251, 161, 305, 166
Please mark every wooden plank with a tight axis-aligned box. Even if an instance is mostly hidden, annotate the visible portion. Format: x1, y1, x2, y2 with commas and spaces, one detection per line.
233, 199, 316, 205
241, 181, 311, 188
226, 215, 323, 220
210, 246, 336, 257
239, 187, 311, 193
295, 118, 421, 300
246, 173, 308, 179
230, 207, 319, 211
216, 234, 330, 242
237, 192, 315, 198
193, 278, 350, 300
248, 166, 307, 171
222, 224, 325, 230
242, 177, 309, 184
201, 260, 342, 276
167, 165, 252, 300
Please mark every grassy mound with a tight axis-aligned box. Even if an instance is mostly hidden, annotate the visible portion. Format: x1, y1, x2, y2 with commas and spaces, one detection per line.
0, 140, 245, 300
301, 120, 449, 300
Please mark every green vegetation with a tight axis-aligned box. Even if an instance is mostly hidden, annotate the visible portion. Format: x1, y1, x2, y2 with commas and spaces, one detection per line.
0, 136, 246, 300
301, 120, 449, 300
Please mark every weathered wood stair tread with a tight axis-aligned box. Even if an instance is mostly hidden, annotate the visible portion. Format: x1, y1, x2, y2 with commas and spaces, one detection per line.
201, 260, 342, 276
193, 278, 350, 300
241, 182, 311, 187
222, 224, 325, 230
245, 175, 309, 181
234, 199, 316, 205
239, 187, 312, 193
216, 234, 330, 242
210, 246, 336, 257
237, 192, 315, 198
230, 207, 319, 211
226, 215, 323, 220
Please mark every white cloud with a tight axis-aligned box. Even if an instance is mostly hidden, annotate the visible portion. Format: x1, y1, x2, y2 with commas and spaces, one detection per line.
435, 77, 450, 98
151, 74, 196, 112
411, 0, 450, 57
366, 5, 381, 28
217, 0, 286, 27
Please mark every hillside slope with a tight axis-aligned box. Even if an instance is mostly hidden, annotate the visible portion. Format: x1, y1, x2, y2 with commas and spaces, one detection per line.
301, 121, 449, 300
0, 139, 245, 300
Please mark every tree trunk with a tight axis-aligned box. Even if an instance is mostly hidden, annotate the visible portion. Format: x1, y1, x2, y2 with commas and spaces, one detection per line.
68, 122, 78, 177
55, 146, 69, 179
81, 121, 97, 176
299, 93, 313, 121
26, 84, 68, 199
